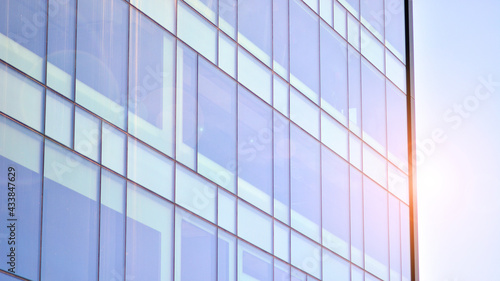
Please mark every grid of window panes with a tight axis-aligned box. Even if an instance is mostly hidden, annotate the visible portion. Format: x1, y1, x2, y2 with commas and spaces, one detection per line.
0, 0, 412, 280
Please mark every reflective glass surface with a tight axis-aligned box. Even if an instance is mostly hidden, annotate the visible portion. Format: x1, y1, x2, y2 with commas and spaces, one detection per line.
0, 0, 413, 279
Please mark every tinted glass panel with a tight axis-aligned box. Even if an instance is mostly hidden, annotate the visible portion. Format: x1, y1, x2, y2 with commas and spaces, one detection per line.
320, 22, 348, 125
290, 125, 321, 242
361, 59, 386, 154
360, 0, 384, 40
126, 183, 173, 281
47, 0, 76, 98
238, 0, 272, 66
45, 90, 74, 147
99, 170, 125, 281
238, 86, 273, 213
0, 64, 44, 132
178, 2, 217, 64
291, 231, 321, 278
197, 58, 237, 192
75, 107, 101, 162
175, 165, 216, 223
238, 241, 273, 281
290, 0, 320, 103
0, 117, 42, 280
129, 10, 175, 156
387, 81, 408, 172
273, 0, 289, 79
385, 0, 406, 62
0, 0, 46, 81
364, 177, 389, 280
176, 44, 198, 170
274, 113, 290, 224
76, 0, 128, 129
321, 147, 350, 258
175, 208, 217, 281
127, 138, 174, 200
42, 141, 99, 280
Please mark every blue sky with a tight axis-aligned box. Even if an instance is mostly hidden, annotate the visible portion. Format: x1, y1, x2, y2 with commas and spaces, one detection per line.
414, 0, 500, 279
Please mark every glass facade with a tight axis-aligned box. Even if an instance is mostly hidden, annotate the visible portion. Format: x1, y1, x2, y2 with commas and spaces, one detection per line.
0, 0, 415, 280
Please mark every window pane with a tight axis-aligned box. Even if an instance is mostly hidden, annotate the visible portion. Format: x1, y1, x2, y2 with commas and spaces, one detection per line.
323, 249, 350, 281
102, 123, 126, 175
238, 86, 273, 213
45, 90, 74, 147
238, 48, 272, 104
334, 1, 347, 39
363, 143, 387, 188
274, 113, 290, 224
175, 164, 216, 223
290, 88, 320, 139
42, 141, 99, 280
218, 188, 236, 233
387, 79, 409, 172
386, 50, 407, 93
219, 0, 237, 38
321, 146, 350, 258
320, 22, 348, 125
290, 0, 320, 103
274, 221, 290, 262
238, 0, 272, 66
385, 0, 405, 62
364, 176, 389, 281
175, 208, 217, 281
126, 183, 173, 281
178, 2, 217, 64
0, 63, 44, 132
350, 167, 363, 267
0, 0, 46, 81
99, 170, 125, 281
197, 58, 237, 192
47, 0, 76, 99
389, 195, 402, 281
349, 133, 362, 170
348, 14, 360, 51
128, 138, 174, 200
75, 107, 101, 162
401, 203, 411, 281
274, 75, 290, 117
388, 163, 409, 204
218, 230, 236, 281
360, 0, 384, 40
291, 231, 321, 279
361, 28, 385, 73
130, 0, 175, 33
321, 112, 348, 160
273, 0, 289, 79
291, 125, 321, 242
129, 10, 175, 156
0, 117, 42, 280
238, 241, 273, 281
348, 47, 361, 136
362, 59, 386, 154
176, 44, 198, 170
219, 32, 236, 78
237, 200, 272, 253
319, 0, 333, 26
76, 0, 128, 129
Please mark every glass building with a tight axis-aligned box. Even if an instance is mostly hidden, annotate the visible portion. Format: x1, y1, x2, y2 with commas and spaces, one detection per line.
0, 0, 417, 280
